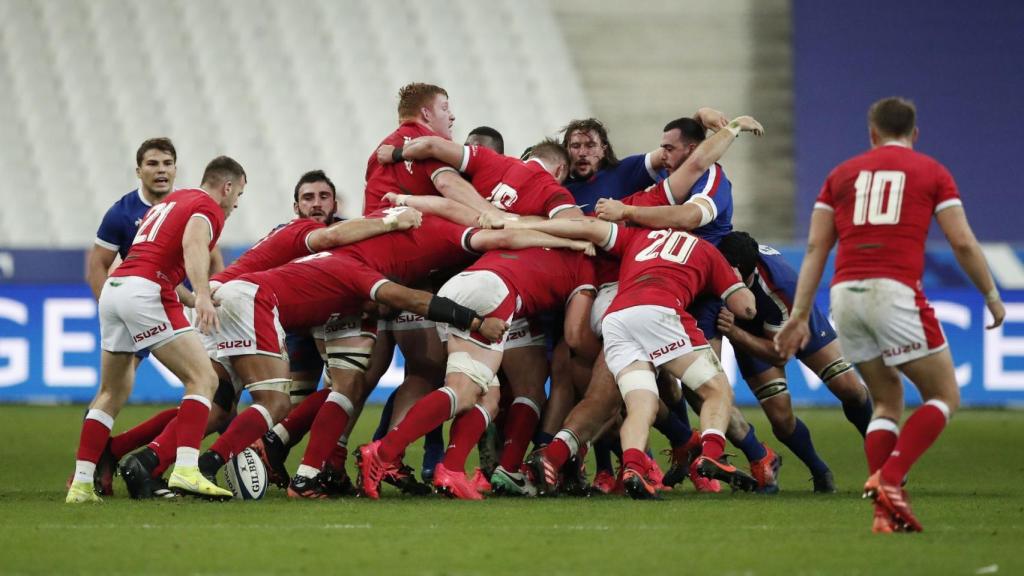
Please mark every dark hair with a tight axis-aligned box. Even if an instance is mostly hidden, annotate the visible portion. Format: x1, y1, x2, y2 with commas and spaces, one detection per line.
135, 137, 176, 166
466, 126, 505, 154
717, 231, 760, 280
663, 117, 707, 144
527, 138, 570, 168
868, 97, 916, 138
560, 118, 620, 169
201, 156, 246, 188
293, 169, 337, 202
397, 83, 448, 119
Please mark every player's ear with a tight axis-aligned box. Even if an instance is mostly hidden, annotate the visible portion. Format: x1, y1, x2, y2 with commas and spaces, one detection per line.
912, 126, 920, 143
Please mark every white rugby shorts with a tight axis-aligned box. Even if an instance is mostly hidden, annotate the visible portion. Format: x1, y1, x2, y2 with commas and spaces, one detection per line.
602, 305, 708, 378
830, 278, 948, 366
213, 280, 286, 360
589, 282, 619, 338
437, 270, 515, 351
99, 276, 192, 353
503, 317, 546, 350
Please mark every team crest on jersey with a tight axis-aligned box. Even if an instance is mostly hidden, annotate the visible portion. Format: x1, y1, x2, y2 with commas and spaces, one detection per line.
488, 183, 519, 210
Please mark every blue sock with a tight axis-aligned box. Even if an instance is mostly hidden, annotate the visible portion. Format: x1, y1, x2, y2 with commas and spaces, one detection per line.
653, 412, 692, 448
372, 389, 398, 441
842, 396, 873, 438
533, 431, 554, 449
734, 424, 768, 462
593, 437, 615, 473
779, 418, 829, 476
424, 424, 444, 451
670, 398, 691, 426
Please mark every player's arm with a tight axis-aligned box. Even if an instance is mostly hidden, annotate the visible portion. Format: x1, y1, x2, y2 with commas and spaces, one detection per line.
378, 136, 464, 168
433, 170, 507, 225
936, 205, 1005, 328
306, 208, 423, 252
84, 245, 118, 300
717, 309, 787, 366
563, 290, 601, 361
209, 245, 225, 274
383, 193, 479, 226
644, 107, 731, 172
502, 216, 615, 247
599, 202, 705, 230
182, 216, 218, 334
469, 228, 596, 255
774, 209, 836, 357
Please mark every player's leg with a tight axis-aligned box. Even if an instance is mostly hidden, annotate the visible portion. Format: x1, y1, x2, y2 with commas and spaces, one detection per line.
615, 362, 662, 499
389, 324, 448, 479
490, 330, 547, 496
435, 382, 500, 500
653, 373, 699, 489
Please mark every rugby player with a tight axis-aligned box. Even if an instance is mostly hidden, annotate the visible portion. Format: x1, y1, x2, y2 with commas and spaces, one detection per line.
775, 97, 1005, 532
715, 231, 874, 492
66, 156, 247, 503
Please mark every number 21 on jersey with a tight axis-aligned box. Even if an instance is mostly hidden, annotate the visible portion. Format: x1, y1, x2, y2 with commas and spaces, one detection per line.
635, 230, 698, 264
853, 170, 904, 225
132, 202, 177, 244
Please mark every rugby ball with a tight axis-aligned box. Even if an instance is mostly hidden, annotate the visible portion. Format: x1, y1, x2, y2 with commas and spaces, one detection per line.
223, 447, 268, 500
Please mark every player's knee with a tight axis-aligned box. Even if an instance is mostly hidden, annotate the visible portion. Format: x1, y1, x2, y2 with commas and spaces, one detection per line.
445, 351, 496, 395
680, 349, 725, 392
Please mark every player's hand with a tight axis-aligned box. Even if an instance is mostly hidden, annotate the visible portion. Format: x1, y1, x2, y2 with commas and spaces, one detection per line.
595, 198, 628, 222
395, 207, 423, 230
478, 317, 509, 343
695, 107, 730, 131
383, 192, 404, 206
193, 293, 220, 335
716, 308, 736, 336
773, 318, 809, 359
986, 298, 1006, 329
377, 144, 397, 165
568, 240, 596, 257
478, 210, 510, 229
730, 116, 765, 136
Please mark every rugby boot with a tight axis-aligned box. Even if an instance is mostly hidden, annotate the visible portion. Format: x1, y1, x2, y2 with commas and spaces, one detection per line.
251, 432, 290, 489
433, 463, 484, 500
525, 448, 560, 497
812, 468, 837, 494
872, 502, 899, 534
749, 443, 782, 494
695, 455, 758, 492
65, 480, 102, 504
470, 467, 492, 493
384, 462, 432, 495
591, 470, 616, 495
490, 465, 537, 497
94, 441, 117, 496
622, 468, 660, 500
120, 449, 175, 500
287, 473, 330, 500
864, 471, 922, 532
356, 441, 399, 500
320, 465, 357, 497
168, 465, 233, 500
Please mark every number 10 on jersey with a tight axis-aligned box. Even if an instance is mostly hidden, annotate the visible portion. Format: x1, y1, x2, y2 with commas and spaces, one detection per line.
853, 170, 905, 225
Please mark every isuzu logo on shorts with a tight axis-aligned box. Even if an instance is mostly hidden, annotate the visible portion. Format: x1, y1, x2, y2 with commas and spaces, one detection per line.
650, 338, 687, 360
133, 323, 168, 343
883, 342, 922, 358
507, 328, 528, 340
218, 340, 253, 349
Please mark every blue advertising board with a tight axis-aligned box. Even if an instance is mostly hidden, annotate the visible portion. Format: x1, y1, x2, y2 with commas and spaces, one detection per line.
2, 282, 1023, 406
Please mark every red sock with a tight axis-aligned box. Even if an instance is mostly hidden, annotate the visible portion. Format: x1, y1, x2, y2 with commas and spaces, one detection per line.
176, 396, 211, 452
622, 448, 647, 474
281, 388, 330, 443
379, 388, 456, 463
209, 405, 273, 461
326, 443, 348, 471
865, 419, 899, 474
546, 439, 571, 470
498, 399, 540, 471
880, 401, 949, 485
108, 408, 177, 459
148, 417, 179, 476
701, 430, 726, 461
300, 395, 353, 470
442, 406, 489, 472
76, 410, 114, 463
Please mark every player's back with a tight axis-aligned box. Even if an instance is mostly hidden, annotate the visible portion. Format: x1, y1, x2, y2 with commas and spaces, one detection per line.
340, 213, 478, 284
363, 122, 454, 214
469, 247, 595, 316
744, 244, 799, 327
818, 144, 960, 287
462, 146, 576, 218
213, 218, 324, 284
112, 188, 224, 289
606, 226, 743, 316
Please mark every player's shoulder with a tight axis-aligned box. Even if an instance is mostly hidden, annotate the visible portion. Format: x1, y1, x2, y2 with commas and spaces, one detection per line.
107, 188, 148, 213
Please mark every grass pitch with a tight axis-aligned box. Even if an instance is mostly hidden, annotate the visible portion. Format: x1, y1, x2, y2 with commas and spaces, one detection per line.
1, 405, 1021, 575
